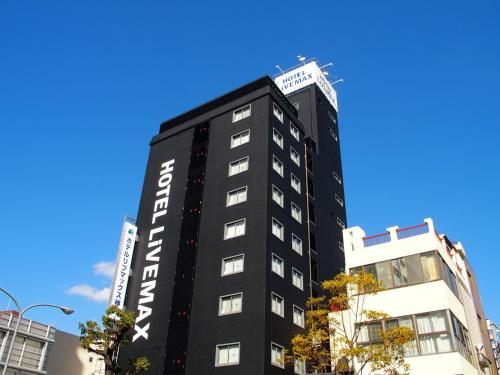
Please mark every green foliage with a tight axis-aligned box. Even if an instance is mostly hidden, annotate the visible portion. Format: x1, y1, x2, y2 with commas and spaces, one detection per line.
285, 272, 415, 375
79, 305, 150, 375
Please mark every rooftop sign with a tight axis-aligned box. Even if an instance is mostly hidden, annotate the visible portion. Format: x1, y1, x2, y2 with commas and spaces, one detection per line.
274, 61, 338, 111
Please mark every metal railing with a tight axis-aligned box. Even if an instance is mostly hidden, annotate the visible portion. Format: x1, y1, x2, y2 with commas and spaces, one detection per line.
363, 232, 391, 247
396, 223, 429, 240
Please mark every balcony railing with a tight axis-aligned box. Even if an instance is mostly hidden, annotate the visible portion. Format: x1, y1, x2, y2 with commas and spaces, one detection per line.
363, 232, 391, 247
396, 223, 429, 239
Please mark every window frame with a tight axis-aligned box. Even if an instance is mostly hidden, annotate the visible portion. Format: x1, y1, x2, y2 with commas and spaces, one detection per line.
218, 293, 243, 316
290, 123, 300, 141
272, 185, 284, 208
273, 128, 284, 149
224, 219, 247, 240
291, 202, 302, 224
292, 268, 304, 291
230, 129, 251, 149
221, 254, 245, 277
291, 173, 301, 194
333, 171, 342, 184
271, 292, 285, 317
232, 104, 251, 123
293, 305, 305, 328
228, 156, 249, 177
226, 186, 248, 207
273, 155, 284, 177
272, 253, 285, 278
273, 103, 284, 123
272, 217, 284, 241
215, 342, 241, 367
292, 234, 303, 255
290, 146, 300, 167
271, 342, 285, 368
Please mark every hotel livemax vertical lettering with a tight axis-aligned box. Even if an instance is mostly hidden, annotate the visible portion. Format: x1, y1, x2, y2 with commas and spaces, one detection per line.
120, 130, 194, 373
133, 159, 175, 342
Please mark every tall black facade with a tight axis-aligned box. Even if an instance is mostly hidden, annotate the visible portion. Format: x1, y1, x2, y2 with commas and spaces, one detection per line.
119, 72, 347, 374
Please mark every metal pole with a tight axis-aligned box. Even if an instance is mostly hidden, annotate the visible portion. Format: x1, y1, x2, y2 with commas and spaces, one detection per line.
0, 288, 73, 375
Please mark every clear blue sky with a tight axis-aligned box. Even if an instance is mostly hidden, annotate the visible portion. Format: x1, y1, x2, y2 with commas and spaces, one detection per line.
0, 0, 498, 334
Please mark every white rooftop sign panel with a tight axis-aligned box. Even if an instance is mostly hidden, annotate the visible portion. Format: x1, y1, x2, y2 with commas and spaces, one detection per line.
274, 61, 338, 111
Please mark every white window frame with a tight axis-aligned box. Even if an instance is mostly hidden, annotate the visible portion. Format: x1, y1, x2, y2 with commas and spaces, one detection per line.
329, 128, 338, 141
292, 234, 303, 255
228, 157, 249, 177
271, 253, 285, 278
230, 129, 251, 149
271, 342, 285, 368
221, 254, 245, 276
273, 103, 284, 123
294, 356, 306, 374
272, 185, 284, 208
291, 202, 302, 224
273, 155, 284, 177
218, 293, 243, 316
328, 110, 337, 124
272, 218, 284, 241
224, 219, 246, 240
232, 104, 251, 123
292, 268, 304, 291
215, 342, 240, 367
293, 305, 305, 328
290, 123, 300, 141
273, 128, 283, 149
337, 217, 345, 229
338, 242, 344, 253
290, 146, 300, 167
291, 173, 301, 194
226, 186, 248, 207
335, 193, 344, 207
271, 292, 285, 318
333, 171, 342, 184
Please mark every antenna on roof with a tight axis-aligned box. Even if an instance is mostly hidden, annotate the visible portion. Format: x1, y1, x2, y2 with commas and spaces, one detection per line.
297, 55, 306, 64
275, 65, 285, 74
320, 63, 333, 69
330, 78, 344, 85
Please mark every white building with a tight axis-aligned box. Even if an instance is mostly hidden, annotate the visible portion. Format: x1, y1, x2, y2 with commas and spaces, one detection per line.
487, 320, 500, 372
341, 218, 496, 375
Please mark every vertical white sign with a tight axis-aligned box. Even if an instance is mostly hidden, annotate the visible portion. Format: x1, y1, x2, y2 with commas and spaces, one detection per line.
109, 220, 137, 308
274, 61, 338, 111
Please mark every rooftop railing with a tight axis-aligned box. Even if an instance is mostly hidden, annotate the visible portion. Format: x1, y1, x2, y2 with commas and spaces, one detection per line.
396, 223, 429, 239
363, 232, 391, 247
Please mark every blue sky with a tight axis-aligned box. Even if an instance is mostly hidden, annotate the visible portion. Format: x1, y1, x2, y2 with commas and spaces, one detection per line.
0, 0, 498, 334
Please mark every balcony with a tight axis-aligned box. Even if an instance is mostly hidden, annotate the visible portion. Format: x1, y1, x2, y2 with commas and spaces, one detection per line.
362, 222, 431, 248
363, 232, 391, 247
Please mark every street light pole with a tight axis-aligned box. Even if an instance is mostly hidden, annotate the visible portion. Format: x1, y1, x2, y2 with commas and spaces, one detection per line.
0, 287, 73, 375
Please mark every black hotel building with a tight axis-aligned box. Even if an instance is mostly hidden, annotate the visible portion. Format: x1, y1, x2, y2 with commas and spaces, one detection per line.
119, 69, 347, 374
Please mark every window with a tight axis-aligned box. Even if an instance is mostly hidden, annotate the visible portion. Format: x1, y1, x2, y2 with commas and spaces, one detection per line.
219, 293, 243, 315
291, 174, 301, 194
292, 234, 303, 255
358, 322, 382, 344
293, 305, 305, 327
290, 147, 300, 166
442, 259, 459, 297
230, 130, 250, 148
329, 128, 338, 141
339, 241, 344, 252
420, 252, 439, 281
291, 203, 302, 223
328, 111, 337, 124
416, 311, 452, 354
273, 156, 284, 177
272, 185, 284, 207
392, 258, 409, 287
224, 219, 246, 239
333, 171, 342, 184
337, 217, 345, 229
335, 194, 344, 207
294, 357, 306, 374
273, 128, 283, 149
376, 261, 393, 288
222, 254, 244, 276
271, 293, 284, 317
272, 218, 284, 241
293, 102, 300, 110
272, 254, 284, 277
215, 343, 240, 366
451, 313, 473, 362
271, 343, 285, 368
232, 104, 251, 122
290, 123, 300, 141
228, 157, 249, 176
226, 186, 248, 206
292, 268, 304, 290
273, 103, 284, 123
